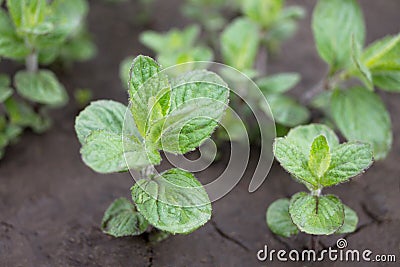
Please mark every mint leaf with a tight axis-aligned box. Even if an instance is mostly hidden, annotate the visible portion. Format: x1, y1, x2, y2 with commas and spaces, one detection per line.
331, 87, 392, 160
308, 135, 331, 179
321, 141, 373, 187
131, 168, 211, 234
351, 36, 373, 90
14, 70, 68, 106
75, 100, 128, 144
101, 197, 148, 237
257, 73, 300, 94
273, 138, 318, 188
0, 87, 12, 103
336, 205, 358, 234
286, 124, 339, 158
312, 0, 365, 71
267, 94, 310, 127
289, 192, 344, 235
266, 198, 299, 238
128, 55, 170, 136
361, 34, 400, 91
151, 72, 229, 154
221, 18, 259, 71
242, 0, 283, 28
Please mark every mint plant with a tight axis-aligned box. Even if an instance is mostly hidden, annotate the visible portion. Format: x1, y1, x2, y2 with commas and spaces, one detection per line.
307, 0, 399, 160
0, 0, 94, 158
75, 55, 229, 238
266, 124, 373, 245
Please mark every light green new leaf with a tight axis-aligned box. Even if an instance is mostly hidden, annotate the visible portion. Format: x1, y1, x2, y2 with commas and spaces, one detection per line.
14, 70, 68, 106
308, 135, 331, 179
289, 192, 344, 235
351, 36, 373, 90
321, 142, 373, 187
331, 87, 392, 160
75, 100, 128, 144
273, 138, 318, 188
131, 168, 211, 234
242, 0, 283, 28
101, 197, 148, 237
312, 0, 365, 71
257, 73, 300, 94
128, 56, 171, 136
361, 34, 400, 91
221, 18, 259, 71
267, 94, 310, 127
266, 198, 299, 238
286, 123, 339, 158
151, 71, 229, 154
336, 205, 358, 234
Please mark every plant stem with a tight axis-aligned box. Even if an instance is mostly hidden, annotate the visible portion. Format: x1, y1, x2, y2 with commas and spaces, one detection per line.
140, 165, 155, 179
26, 50, 38, 73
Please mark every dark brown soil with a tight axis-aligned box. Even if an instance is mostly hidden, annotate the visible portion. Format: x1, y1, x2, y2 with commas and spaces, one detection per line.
0, 0, 399, 266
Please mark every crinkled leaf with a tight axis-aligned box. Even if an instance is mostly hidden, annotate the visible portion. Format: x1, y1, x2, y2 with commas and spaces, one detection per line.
14, 70, 68, 106
221, 18, 259, 71
321, 141, 373, 187
273, 138, 318, 188
289, 192, 344, 235
257, 73, 300, 94
331, 87, 392, 160
151, 71, 229, 154
242, 0, 283, 28
361, 34, 400, 91
336, 205, 358, 234
312, 0, 365, 71
131, 168, 211, 234
286, 123, 339, 158
267, 94, 310, 127
308, 135, 331, 179
266, 198, 299, 238
128, 55, 171, 136
101, 197, 148, 237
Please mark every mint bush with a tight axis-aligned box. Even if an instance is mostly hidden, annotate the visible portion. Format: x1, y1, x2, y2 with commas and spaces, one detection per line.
75, 55, 229, 238
0, 0, 94, 159
266, 124, 373, 238
309, 0, 399, 160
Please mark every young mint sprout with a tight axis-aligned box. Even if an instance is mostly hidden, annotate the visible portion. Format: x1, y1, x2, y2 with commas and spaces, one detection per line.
267, 124, 373, 238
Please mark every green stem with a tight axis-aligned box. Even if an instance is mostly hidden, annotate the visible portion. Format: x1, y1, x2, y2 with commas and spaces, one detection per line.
26, 50, 38, 73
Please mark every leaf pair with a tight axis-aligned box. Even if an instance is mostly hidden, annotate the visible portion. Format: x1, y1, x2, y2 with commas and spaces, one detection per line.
267, 195, 358, 236
274, 124, 373, 190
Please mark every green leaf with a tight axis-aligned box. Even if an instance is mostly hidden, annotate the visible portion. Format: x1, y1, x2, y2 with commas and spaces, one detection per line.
0, 9, 30, 60
75, 100, 129, 144
361, 34, 400, 91
157, 45, 213, 69
242, 0, 283, 28
308, 135, 331, 179
312, 0, 365, 71
131, 168, 211, 234
14, 70, 68, 106
59, 28, 96, 62
273, 137, 318, 188
267, 94, 310, 127
0, 74, 11, 88
351, 36, 373, 90
51, 0, 89, 36
151, 70, 229, 154
4, 97, 50, 133
101, 198, 148, 237
321, 141, 372, 187
286, 123, 339, 158
257, 73, 300, 94
336, 205, 358, 234
128, 55, 171, 136
289, 192, 344, 235
266, 198, 299, 238
0, 87, 12, 103
221, 18, 259, 71
331, 87, 392, 160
